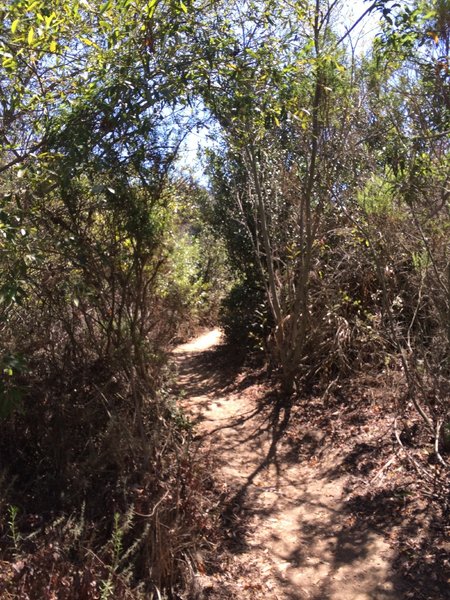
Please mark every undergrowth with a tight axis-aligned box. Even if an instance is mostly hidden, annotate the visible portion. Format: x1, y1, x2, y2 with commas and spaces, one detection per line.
0, 355, 219, 599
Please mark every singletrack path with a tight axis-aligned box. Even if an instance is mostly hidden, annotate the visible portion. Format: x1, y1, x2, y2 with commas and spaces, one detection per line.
173, 329, 403, 600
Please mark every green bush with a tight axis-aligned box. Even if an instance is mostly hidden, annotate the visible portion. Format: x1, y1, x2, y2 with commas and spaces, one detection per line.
220, 279, 270, 350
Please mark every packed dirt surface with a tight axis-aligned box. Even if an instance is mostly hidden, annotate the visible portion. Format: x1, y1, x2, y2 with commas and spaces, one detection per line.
173, 330, 449, 600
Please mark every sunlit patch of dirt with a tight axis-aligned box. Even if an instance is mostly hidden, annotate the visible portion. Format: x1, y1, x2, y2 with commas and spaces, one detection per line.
173, 330, 448, 600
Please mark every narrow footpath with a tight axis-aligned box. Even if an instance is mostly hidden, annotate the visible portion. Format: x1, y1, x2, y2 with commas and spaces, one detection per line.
173, 329, 405, 600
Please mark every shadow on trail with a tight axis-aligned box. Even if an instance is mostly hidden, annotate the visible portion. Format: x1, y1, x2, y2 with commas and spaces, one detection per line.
175, 335, 450, 599
174, 343, 250, 400
267, 416, 450, 600
269, 485, 409, 600
175, 338, 296, 551
272, 485, 449, 600
220, 393, 293, 552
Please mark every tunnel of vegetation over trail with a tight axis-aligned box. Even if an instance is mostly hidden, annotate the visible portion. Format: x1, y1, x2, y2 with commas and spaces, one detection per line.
0, 0, 449, 598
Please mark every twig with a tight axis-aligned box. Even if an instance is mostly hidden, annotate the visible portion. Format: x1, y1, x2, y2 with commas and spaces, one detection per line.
133, 490, 170, 518
394, 419, 448, 501
370, 454, 397, 485
335, 1, 378, 47
92, 383, 112, 419
322, 375, 339, 400
393, 418, 434, 483
434, 420, 448, 468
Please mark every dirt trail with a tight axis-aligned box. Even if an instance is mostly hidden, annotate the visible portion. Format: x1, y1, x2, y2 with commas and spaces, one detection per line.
173, 329, 403, 600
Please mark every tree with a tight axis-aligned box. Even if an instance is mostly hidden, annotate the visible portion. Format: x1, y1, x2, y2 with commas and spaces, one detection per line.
0, 0, 222, 595
363, 0, 450, 458
202, 0, 378, 393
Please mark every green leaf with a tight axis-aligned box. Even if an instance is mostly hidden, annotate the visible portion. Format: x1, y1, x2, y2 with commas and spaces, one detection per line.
0, 385, 23, 419
100, 0, 112, 14
27, 1, 40, 11
2, 56, 16, 70
45, 13, 56, 27
50, 40, 57, 52
79, 36, 101, 49
27, 27, 34, 45
11, 18, 20, 34
179, 0, 188, 13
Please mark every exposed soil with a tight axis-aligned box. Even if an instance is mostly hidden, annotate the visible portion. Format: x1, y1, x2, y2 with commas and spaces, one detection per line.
173, 330, 450, 600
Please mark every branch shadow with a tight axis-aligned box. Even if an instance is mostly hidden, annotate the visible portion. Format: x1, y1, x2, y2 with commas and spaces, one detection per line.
174, 339, 450, 599
218, 393, 293, 552
172, 342, 256, 403
270, 446, 449, 600
174, 339, 296, 553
